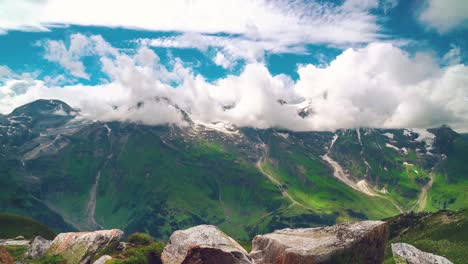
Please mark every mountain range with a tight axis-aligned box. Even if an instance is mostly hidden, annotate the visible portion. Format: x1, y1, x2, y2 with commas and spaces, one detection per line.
1, 99, 467, 241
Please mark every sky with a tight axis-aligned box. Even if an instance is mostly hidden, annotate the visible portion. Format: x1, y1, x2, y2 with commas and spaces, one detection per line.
0, 0, 467, 131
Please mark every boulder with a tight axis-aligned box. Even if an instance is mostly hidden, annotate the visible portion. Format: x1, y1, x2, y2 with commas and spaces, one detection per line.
24, 236, 51, 259
391, 243, 453, 264
161, 225, 252, 264
0, 239, 30, 246
92, 255, 112, 264
251, 220, 388, 264
47, 229, 123, 264
0, 246, 14, 264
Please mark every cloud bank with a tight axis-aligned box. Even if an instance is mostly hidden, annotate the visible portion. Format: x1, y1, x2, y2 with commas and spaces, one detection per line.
1, 0, 382, 46
1, 34, 467, 132
419, 0, 468, 33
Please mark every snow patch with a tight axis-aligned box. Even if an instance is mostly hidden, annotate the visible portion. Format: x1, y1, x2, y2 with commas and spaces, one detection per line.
276, 132, 289, 140
385, 143, 400, 151
383, 132, 394, 139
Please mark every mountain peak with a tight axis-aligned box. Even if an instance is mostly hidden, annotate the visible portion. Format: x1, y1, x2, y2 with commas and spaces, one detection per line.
10, 99, 77, 118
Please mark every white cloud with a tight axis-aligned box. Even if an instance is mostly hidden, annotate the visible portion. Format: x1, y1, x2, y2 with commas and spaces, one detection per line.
0, 0, 381, 45
442, 45, 462, 65
42, 33, 118, 79
140, 32, 306, 65
419, 0, 468, 33
0, 66, 13, 79
213, 52, 234, 69
1, 36, 468, 132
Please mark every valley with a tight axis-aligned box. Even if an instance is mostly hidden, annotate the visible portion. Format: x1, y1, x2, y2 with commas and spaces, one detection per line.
0, 100, 467, 242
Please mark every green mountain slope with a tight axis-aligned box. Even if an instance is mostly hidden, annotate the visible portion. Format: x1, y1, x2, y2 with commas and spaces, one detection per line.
384, 209, 468, 264
0, 100, 467, 241
0, 214, 56, 240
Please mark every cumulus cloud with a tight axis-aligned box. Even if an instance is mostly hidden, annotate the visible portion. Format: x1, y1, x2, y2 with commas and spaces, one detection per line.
0, 0, 381, 46
1, 35, 468, 132
419, 0, 468, 33
42, 33, 118, 79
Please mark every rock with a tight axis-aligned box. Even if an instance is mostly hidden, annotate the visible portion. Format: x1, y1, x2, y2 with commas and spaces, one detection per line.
47, 229, 123, 264
391, 243, 453, 264
92, 255, 112, 264
161, 225, 252, 264
0, 239, 30, 246
0, 246, 14, 264
251, 220, 388, 264
24, 236, 51, 259
13, 236, 24, 241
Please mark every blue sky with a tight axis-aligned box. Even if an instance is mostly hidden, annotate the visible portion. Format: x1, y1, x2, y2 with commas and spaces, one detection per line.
0, 0, 467, 131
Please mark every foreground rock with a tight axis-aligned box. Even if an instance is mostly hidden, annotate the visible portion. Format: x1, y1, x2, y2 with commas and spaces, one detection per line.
391, 243, 453, 264
251, 220, 388, 264
0, 246, 14, 264
24, 236, 51, 259
48, 229, 123, 264
161, 225, 252, 264
92, 255, 112, 264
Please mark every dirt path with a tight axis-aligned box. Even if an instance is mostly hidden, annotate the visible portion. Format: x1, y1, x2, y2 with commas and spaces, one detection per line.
256, 143, 312, 210
410, 159, 441, 212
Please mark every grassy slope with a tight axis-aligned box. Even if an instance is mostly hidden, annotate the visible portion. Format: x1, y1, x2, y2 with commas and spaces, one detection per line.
262, 132, 399, 224
427, 135, 468, 211
44, 126, 285, 240
0, 214, 56, 239
383, 210, 468, 264
331, 130, 431, 211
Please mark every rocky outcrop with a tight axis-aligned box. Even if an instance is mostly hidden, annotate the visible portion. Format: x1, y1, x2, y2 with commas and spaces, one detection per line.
251, 220, 388, 264
0, 246, 14, 264
47, 229, 123, 264
0, 239, 30, 246
24, 236, 51, 259
92, 255, 112, 264
391, 243, 453, 264
161, 225, 252, 264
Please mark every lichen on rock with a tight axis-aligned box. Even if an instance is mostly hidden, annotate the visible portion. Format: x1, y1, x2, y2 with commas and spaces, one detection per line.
250, 220, 388, 264
161, 225, 252, 264
47, 229, 123, 264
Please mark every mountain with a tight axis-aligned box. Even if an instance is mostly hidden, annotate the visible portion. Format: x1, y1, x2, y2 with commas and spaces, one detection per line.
0, 100, 467, 241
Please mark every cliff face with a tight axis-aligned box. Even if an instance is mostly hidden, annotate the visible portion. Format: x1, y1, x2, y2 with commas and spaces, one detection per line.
250, 221, 389, 264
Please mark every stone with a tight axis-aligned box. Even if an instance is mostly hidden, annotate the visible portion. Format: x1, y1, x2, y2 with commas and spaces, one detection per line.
0, 246, 14, 264
161, 225, 252, 264
24, 236, 51, 259
13, 236, 24, 241
391, 243, 453, 264
251, 220, 388, 264
92, 255, 112, 264
0, 239, 30, 246
48, 229, 123, 264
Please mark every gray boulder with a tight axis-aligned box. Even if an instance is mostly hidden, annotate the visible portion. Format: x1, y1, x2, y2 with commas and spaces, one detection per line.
47, 229, 123, 264
161, 225, 252, 264
24, 236, 51, 259
92, 255, 112, 264
251, 220, 388, 264
391, 243, 453, 264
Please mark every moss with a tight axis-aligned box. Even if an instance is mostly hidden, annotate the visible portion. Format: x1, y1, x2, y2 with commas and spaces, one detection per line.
5, 245, 27, 260
108, 242, 164, 264
127, 232, 154, 246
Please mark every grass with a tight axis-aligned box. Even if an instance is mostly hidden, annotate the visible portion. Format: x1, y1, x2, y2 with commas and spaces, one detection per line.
0, 214, 56, 240
383, 209, 468, 264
